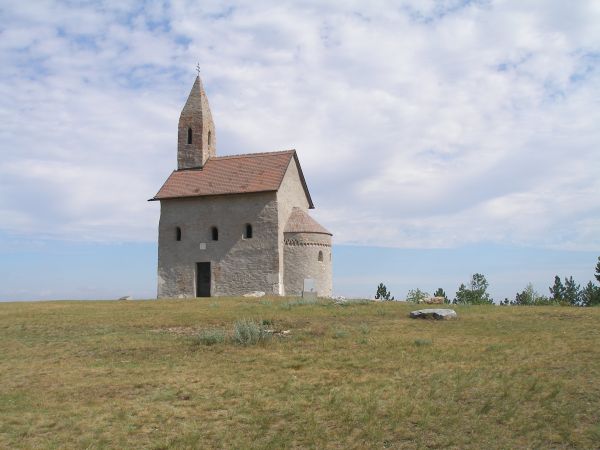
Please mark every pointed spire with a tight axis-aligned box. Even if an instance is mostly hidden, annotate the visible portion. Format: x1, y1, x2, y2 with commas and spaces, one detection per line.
177, 75, 216, 169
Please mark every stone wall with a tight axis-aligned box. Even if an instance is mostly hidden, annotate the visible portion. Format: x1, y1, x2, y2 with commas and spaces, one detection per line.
157, 191, 280, 297
283, 232, 332, 297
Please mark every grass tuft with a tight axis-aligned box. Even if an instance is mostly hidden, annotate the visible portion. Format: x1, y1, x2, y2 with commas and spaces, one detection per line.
192, 328, 226, 346
232, 318, 271, 345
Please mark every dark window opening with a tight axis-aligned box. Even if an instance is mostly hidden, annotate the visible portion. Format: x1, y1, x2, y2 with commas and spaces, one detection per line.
318, 250, 323, 262
208, 130, 211, 147
176, 227, 182, 241
211, 226, 218, 241
244, 223, 253, 239
187, 127, 192, 144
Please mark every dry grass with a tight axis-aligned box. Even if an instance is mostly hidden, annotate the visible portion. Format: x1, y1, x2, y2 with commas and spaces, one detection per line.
1, 298, 599, 449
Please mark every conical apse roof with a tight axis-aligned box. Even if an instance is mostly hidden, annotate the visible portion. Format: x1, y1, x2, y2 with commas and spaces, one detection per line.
284, 207, 332, 235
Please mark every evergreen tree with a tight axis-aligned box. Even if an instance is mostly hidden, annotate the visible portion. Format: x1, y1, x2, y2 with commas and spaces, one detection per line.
595, 256, 600, 283
375, 283, 394, 301
581, 281, 600, 307
563, 276, 581, 306
549, 276, 565, 303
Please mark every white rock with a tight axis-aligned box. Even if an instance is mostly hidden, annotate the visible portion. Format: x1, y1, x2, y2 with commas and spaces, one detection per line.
423, 296, 445, 304
118, 296, 132, 301
243, 291, 265, 298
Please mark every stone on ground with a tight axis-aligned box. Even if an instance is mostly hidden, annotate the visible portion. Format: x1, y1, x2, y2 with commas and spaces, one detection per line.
409, 309, 457, 320
423, 296, 445, 304
243, 291, 265, 297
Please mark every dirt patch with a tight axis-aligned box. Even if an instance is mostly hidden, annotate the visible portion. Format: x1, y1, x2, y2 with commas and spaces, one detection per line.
150, 327, 201, 336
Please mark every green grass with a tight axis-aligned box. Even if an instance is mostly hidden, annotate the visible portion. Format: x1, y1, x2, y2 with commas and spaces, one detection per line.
1, 298, 599, 449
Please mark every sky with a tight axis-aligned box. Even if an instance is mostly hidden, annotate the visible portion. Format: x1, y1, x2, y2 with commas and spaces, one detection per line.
0, 0, 599, 301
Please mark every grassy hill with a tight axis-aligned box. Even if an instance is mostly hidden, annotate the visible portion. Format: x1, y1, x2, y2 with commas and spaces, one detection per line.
1, 298, 599, 449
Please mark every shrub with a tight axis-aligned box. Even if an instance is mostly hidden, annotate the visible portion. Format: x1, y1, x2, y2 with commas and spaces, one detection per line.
233, 319, 270, 345
281, 297, 319, 309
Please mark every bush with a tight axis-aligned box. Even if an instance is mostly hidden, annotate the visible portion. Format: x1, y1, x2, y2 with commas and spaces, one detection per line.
281, 297, 319, 309
233, 319, 271, 345
193, 328, 226, 346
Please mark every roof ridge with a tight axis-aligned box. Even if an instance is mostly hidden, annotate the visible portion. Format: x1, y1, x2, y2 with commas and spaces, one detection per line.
211, 149, 296, 161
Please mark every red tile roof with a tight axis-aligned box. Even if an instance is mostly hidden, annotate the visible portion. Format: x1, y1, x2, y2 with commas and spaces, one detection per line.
151, 150, 314, 208
284, 207, 332, 235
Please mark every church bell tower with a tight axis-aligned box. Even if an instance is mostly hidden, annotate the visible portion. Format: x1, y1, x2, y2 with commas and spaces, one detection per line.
177, 75, 216, 169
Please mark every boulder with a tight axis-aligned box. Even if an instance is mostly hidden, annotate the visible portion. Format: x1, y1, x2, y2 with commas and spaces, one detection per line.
423, 296, 445, 304
118, 296, 132, 301
409, 309, 457, 320
243, 291, 265, 298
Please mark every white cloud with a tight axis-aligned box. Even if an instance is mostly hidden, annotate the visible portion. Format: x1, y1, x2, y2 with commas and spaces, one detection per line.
0, 0, 598, 250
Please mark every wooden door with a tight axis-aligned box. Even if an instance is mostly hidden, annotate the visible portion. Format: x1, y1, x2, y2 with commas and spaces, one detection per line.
196, 262, 211, 297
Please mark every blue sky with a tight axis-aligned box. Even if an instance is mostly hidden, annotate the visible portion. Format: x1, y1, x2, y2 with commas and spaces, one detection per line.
0, 0, 599, 301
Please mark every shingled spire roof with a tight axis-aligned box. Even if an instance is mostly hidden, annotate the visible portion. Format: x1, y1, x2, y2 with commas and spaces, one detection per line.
181, 76, 210, 116
284, 207, 332, 235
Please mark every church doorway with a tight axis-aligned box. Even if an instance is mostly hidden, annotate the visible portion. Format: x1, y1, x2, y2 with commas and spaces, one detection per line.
196, 262, 211, 297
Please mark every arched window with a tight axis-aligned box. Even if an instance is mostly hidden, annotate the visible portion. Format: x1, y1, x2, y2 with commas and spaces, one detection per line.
244, 223, 253, 239
208, 130, 211, 147
176, 227, 182, 241
318, 250, 323, 262
187, 127, 192, 144
211, 226, 218, 241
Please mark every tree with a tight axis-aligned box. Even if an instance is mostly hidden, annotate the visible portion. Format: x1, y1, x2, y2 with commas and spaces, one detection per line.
595, 256, 600, 283
434, 287, 450, 304
453, 273, 493, 304
405, 288, 429, 303
581, 281, 600, 307
513, 283, 553, 306
549, 276, 565, 303
564, 276, 581, 306
375, 283, 394, 301
514, 283, 536, 305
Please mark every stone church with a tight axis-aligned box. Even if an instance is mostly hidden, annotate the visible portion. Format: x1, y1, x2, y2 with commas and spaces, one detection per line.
150, 75, 332, 298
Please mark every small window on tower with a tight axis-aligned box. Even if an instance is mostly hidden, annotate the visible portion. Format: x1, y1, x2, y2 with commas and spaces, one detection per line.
211, 226, 218, 241
176, 227, 182, 241
187, 128, 192, 144
318, 250, 323, 262
244, 223, 253, 239
208, 130, 211, 147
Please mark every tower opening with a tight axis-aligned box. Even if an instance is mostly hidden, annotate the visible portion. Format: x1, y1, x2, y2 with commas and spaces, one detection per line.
244, 224, 253, 239
176, 227, 182, 241
211, 226, 219, 241
187, 128, 193, 144
208, 130, 211, 147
